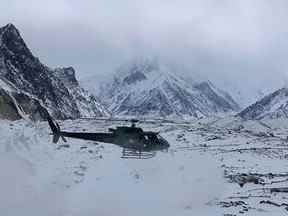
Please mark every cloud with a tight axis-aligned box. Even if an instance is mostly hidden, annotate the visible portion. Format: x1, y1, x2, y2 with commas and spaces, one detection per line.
0, 0, 288, 104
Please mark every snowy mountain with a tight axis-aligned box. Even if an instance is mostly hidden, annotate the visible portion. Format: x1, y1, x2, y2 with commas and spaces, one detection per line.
54, 67, 109, 118
0, 77, 49, 121
212, 79, 277, 109
239, 87, 288, 120
99, 58, 240, 118
0, 23, 109, 120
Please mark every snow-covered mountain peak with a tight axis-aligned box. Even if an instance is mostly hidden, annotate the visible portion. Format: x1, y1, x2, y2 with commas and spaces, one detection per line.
239, 87, 288, 120
0, 23, 32, 57
0, 23, 20, 40
116, 57, 159, 78
100, 58, 239, 118
114, 57, 166, 88
112, 58, 204, 91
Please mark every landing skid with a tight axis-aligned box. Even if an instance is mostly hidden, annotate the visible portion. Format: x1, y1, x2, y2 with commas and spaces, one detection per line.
121, 148, 156, 159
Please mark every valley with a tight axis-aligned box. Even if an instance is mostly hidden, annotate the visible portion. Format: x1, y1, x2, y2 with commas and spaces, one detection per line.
1, 116, 288, 215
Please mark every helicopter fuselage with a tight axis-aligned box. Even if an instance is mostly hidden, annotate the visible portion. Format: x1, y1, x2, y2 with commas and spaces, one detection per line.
59, 128, 169, 151
48, 117, 169, 152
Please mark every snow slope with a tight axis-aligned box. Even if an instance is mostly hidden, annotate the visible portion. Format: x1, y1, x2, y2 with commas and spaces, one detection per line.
99, 58, 239, 118
54, 67, 110, 117
2, 116, 288, 215
0, 119, 224, 216
239, 88, 288, 120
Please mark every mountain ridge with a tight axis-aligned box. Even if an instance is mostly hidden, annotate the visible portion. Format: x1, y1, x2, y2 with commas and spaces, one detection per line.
99, 58, 240, 118
0, 23, 109, 120
239, 87, 288, 120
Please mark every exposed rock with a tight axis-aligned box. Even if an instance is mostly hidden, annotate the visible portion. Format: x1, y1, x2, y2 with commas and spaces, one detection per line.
239, 88, 288, 120
0, 88, 21, 120
0, 23, 109, 120
0, 87, 49, 121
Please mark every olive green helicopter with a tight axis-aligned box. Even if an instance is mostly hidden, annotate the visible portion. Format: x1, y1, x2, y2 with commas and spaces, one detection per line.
48, 117, 170, 159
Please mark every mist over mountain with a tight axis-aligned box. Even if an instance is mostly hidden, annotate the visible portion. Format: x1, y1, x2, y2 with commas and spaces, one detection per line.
98, 58, 239, 118
0, 22, 284, 121
4, 1, 287, 109
2, 2, 288, 215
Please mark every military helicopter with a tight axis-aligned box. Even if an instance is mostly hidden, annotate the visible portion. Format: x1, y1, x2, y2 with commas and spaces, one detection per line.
47, 117, 170, 158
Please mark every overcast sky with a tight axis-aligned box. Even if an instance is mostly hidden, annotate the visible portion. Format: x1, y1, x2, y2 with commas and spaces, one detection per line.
1, 0, 288, 104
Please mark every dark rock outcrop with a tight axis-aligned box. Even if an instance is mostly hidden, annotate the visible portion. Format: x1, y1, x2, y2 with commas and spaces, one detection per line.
0, 23, 109, 120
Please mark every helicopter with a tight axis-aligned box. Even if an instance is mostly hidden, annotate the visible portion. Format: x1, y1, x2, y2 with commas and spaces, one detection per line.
47, 117, 170, 158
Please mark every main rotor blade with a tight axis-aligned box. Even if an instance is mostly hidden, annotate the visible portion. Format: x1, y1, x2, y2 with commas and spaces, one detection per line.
79, 117, 191, 125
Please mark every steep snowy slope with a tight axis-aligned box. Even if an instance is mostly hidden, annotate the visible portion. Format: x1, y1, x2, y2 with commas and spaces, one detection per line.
0, 23, 108, 119
239, 87, 288, 120
0, 76, 49, 120
54, 67, 110, 117
99, 58, 239, 118
212, 79, 278, 109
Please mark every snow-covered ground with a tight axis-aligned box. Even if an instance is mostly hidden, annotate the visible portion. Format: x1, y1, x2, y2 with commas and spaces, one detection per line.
1, 116, 288, 215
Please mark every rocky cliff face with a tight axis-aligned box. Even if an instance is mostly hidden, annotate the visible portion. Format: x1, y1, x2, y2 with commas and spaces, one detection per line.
99, 58, 240, 118
0, 23, 109, 120
54, 67, 109, 117
0, 89, 50, 121
239, 88, 288, 120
